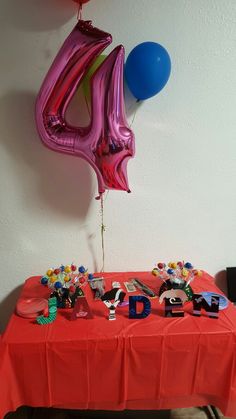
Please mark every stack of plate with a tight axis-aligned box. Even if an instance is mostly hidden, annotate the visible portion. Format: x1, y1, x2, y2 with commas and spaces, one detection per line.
16, 298, 48, 319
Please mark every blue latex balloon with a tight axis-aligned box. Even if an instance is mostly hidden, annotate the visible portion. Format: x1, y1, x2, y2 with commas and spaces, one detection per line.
125, 42, 171, 100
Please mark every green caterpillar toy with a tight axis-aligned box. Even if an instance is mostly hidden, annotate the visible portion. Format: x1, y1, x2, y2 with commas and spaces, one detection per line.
36, 297, 57, 325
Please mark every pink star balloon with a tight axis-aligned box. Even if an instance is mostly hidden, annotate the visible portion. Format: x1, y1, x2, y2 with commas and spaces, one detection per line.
35, 20, 135, 197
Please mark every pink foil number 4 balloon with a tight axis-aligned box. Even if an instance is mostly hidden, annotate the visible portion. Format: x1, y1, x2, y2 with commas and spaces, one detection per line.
35, 20, 135, 197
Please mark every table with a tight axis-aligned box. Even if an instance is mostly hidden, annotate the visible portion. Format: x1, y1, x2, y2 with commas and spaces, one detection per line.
1, 271, 236, 419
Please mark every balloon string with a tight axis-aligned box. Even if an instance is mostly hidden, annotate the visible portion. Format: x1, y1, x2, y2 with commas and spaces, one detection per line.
129, 105, 138, 128
77, 3, 83, 21
127, 99, 140, 129
100, 194, 105, 272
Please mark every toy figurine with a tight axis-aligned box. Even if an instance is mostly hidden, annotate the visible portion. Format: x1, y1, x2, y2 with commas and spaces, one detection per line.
101, 288, 126, 320
88, 277, 105, 300
159, 288, 188, 305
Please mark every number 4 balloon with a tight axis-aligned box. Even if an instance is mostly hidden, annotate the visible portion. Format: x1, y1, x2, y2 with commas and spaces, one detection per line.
35, 20, 135, 197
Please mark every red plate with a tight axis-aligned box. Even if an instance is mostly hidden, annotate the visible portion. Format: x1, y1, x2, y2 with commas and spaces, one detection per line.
16, 298, 48, 319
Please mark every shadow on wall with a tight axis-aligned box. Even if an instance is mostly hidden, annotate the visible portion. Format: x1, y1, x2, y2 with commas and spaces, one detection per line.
1, 0, 141, 123
0, 90, 94, 219
1, 0, 76, 31
0, 286, 22, 332
215, 270, 227, 296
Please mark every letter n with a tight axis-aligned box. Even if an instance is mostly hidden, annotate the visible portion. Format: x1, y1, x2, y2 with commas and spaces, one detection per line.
192, 294, 219, 319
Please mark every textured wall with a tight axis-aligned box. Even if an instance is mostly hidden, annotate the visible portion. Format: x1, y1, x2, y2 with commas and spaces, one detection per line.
0, 0, 236, 330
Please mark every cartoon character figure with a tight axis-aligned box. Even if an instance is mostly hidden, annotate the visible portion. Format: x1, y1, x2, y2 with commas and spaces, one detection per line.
159, 288, 188, 304
101, 288, 126, 320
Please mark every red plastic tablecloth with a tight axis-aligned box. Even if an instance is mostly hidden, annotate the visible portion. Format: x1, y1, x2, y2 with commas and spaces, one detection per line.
1, 271, 236, 418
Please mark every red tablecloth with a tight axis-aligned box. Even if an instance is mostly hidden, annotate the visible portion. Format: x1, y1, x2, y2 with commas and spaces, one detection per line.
1, 272, 236, 418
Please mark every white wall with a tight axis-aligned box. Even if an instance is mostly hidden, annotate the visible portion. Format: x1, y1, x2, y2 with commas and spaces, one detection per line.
0, 0, 236, 331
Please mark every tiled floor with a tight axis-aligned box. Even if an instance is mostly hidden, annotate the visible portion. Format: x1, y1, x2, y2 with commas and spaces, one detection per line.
5, 406, 230, 419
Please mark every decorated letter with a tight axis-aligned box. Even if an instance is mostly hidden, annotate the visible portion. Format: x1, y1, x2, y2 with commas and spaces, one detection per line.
35, 20, 135, 197
36, 297, 57, 325
192, 294, 219, 319
70, 288, 93, 320
101, 288, 126, 320
129, 295, 151, 319
164, 298, 184, 317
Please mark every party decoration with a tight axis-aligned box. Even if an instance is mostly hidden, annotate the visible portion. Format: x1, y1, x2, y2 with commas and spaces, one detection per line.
124, 281, 136, 293
41, 263, 93, 308
70, 288, 93, 320
36, 297, 57, 325
165, 298, 184, 318
132, 278, 156, 298
200, 292, 228, 310
192, 294, 220, 319
35, 20, 135, 196
125, 41, 171, 100
89, 276, 105, 300
153, 261, 201, 302
112, 281, 121, 289
129, 295, 151, 319
159, 289, 188, 305
101, 288, 126, 320
83, 54, 107, 101
111, 281, 129, 307
16, 298, 48, 319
